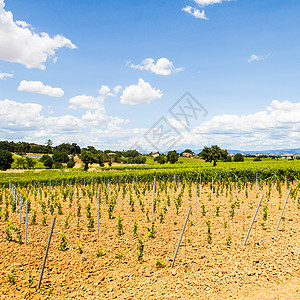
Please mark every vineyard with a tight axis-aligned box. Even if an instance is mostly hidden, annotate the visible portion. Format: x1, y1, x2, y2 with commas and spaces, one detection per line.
0, 168, 299, 299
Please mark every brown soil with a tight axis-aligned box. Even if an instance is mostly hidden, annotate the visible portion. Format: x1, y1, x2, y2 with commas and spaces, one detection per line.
0, 182, 299, 299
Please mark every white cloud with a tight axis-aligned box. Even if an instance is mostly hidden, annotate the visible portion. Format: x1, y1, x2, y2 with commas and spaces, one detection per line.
1, 97, 300, 151
177, 100, 300, 150
114, 85, 122, 94
248, 54, 272, 63
98, 85, 111, 95
0, 99, 44, 130
182, 6, 208, 20
69, 94, 104, 110
0, 72, 13, 80
17, 80, 64, 97
0, 0, 76, 69
248, 54, 261, 63
167, 117, 188, 129
0, 96, 129, 148
128, 57, 184, 76
120, 78, 163, 105
193, 0, 230, 6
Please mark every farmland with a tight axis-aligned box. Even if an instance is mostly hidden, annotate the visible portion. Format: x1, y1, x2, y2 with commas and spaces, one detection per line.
0, 160, 299, 299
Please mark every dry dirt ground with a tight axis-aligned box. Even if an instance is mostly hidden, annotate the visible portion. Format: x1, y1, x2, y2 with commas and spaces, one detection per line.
0, 181, 299, 299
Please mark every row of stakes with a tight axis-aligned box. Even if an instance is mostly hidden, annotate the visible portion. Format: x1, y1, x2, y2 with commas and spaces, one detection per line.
7, 179, 292, 288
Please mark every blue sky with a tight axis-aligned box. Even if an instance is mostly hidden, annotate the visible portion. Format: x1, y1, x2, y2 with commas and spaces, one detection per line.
1, 0, 300, 152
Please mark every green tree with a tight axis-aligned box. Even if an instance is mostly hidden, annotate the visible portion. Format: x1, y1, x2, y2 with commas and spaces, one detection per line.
25, 157, 35, 169
199, 145, 228, 166
80, 151, 95, 171
67, 156, 75, 168
233, 153, 244, 162
0, 150, 13, 171
43, 156, 53, 169
52, 152, 69, 163
167, 150, 179, 164
154, 155, 166, 164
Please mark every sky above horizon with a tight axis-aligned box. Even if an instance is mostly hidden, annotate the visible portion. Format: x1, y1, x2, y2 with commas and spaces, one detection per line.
1, 0, 300, 152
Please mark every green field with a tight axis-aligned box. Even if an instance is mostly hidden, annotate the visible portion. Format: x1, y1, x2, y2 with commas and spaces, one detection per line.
1, 157, 300, 187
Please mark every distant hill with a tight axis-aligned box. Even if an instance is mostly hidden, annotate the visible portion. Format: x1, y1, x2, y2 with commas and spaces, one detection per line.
175, 148, 300, 155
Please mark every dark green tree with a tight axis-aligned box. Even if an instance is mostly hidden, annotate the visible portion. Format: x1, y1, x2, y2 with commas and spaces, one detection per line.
200, 145, 228, 166
0, 150, 13, 171
154, 155, 166, 164
233, 153, 244, 162
53, 152, 69, 163
43, 156, 53, 169
67, 157, 75, 168
167, 150, 179, 164
80, 151, 95, 171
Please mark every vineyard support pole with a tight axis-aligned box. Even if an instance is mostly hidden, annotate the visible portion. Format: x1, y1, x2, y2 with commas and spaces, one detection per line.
116, 183, 119, 210
37, 217, 56, 289
256, 173, 257, 190
195, 184, 197, 215
152, 177, 156, 222
15, 189, 18, 212
285, 175, 287, 196
235, 175, 237, 191
171, 206, 192, 268
243, 194, 264, 246
72, 189, 75, 216
184, 179, 186, 202
276, 188, 291, 231
25, 200, 28, 245
97, 194, 100, 233
200, 175, 202, 202
19, 192, 22, 224
211, 177, 214, 199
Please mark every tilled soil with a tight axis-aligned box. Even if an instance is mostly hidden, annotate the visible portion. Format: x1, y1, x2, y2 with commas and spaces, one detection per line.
0, 182, 299, 299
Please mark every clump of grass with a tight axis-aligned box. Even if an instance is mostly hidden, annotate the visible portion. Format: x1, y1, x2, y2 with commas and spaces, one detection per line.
115, 252, 124, 259
137, 236, 144, 261
155, 259, 164, 268
215, 205, 220, 216
133, 219, 138, 236
28, 273, 34, 287
8, 273, 16, 284
58, 231, 67, 251
225, 235, 231, 247
117, 216, 124, 235
145, 222, 155, 238
76, 240, 83, 254
206, 219, 212, 244
96, 248, 106, 257
31, 210, 37, 225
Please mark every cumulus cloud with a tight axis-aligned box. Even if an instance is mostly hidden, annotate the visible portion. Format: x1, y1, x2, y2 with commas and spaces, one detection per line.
0, 0, 76, 69
127, 57, 183, 76
98, 85, 111, 95
0, 72, 13, 80
182, 6, 208, 20
0, 96, 129, 148
177, 100, 300, 150
120, 78, 163, 105
17, 80, 64, 97
0, 99, 44, 130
